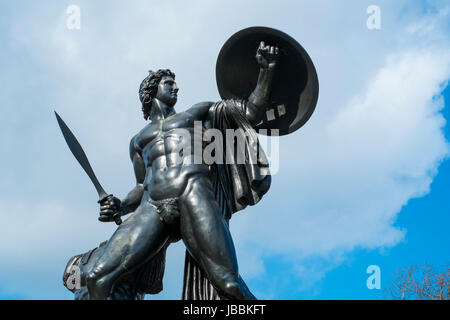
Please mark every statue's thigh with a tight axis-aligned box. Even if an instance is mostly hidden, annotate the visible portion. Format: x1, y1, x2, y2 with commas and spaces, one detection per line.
92, 202, 170, 274
180, 177, 238, 273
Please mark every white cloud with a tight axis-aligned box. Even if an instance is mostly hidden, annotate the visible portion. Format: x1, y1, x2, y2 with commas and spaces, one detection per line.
406, 6, 449, 37
0, 201, 116, 298
235, 47, 450, 253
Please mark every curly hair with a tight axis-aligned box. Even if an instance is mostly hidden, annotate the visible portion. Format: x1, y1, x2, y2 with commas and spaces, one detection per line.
139, 69, 176, 120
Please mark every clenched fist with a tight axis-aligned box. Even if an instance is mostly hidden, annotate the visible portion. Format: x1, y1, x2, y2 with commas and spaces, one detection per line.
256, 41, 279, 69
98, 195, 121, 222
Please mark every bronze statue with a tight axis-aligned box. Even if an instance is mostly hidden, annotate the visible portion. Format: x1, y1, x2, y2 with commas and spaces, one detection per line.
59, 27, 318, 300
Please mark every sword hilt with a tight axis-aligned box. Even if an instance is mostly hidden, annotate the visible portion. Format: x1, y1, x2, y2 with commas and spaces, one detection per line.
98, 194, 123, 225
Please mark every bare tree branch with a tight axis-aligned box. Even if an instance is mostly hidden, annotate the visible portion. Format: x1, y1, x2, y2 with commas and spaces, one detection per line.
385, 262, 449, 300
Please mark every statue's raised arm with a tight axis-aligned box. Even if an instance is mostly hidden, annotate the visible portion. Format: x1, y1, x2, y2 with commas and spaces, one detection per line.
245, 41, 279, 126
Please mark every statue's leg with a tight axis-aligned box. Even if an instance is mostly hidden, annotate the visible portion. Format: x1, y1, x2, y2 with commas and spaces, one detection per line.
179, 176, 256, 300
86, 201, 170, 299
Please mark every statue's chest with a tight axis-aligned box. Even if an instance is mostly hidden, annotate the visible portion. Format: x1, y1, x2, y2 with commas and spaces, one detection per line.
136, 113, 196, 150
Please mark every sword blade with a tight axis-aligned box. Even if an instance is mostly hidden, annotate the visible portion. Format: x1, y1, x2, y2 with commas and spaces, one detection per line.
54, 111, 109, 201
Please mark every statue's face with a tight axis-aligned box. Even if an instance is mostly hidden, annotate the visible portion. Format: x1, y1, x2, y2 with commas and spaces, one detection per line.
156, 75, 178, 107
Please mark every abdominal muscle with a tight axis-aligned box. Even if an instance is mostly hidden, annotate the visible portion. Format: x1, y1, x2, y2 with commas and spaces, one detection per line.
141, 129, 210, 200
144, 154, 210, 201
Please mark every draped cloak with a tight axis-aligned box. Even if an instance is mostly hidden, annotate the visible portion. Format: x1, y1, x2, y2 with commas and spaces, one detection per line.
181, 99, 271, 299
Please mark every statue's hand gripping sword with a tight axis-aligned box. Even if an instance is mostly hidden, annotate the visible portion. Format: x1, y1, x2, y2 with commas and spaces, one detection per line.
55, 111, 122, 225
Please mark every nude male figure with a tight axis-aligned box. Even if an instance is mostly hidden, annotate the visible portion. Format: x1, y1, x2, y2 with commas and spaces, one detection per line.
87, 42, 279, 299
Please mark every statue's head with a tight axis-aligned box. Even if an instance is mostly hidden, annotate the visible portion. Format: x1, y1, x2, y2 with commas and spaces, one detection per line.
139, 69, 177, 120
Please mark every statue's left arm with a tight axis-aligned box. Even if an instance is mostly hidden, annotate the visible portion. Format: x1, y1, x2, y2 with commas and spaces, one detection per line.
245, 41, 279, 126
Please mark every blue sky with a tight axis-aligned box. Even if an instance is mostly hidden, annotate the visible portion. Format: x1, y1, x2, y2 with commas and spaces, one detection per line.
0, 0, 449, 299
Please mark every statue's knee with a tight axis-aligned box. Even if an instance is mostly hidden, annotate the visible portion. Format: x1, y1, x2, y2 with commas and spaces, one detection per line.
86, 269, 111, 297
86, 267, 106, 286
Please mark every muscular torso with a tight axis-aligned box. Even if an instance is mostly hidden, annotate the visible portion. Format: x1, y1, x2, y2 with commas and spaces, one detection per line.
133, 102, 213, 201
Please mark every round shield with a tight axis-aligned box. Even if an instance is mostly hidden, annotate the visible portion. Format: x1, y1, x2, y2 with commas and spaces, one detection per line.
216, 26, 319, 136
